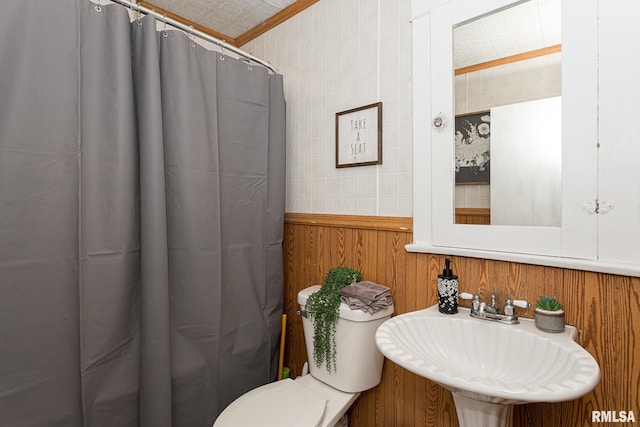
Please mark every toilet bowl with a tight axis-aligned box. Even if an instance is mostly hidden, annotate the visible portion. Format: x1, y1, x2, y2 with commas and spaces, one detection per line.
213, 285, 393, 427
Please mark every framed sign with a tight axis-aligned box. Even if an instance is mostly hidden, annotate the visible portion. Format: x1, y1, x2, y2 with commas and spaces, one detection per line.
335, 102, 382, 168
455, 110, 490, 184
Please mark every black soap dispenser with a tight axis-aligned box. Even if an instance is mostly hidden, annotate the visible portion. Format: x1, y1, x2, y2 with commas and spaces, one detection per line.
438, 258, 458, 314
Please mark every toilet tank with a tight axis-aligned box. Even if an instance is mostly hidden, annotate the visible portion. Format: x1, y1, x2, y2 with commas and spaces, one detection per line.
298, 285, 394, 393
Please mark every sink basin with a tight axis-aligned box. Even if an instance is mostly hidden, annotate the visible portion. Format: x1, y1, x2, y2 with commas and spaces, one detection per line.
375, 305, 600, 426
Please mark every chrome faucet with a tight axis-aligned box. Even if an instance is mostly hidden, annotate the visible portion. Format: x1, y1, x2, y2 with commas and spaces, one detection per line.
484, 293, 499, 314
460, 292, 529, 325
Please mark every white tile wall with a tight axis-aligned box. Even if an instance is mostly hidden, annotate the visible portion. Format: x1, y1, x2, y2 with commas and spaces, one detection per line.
454, 52, 562, 209
242, 0, 413, 216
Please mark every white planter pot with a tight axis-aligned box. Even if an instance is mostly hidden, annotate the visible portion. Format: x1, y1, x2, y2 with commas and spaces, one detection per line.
534, 307, 565, 333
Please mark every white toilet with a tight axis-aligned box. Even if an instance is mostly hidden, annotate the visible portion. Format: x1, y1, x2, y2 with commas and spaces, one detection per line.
213, 285, 393, 427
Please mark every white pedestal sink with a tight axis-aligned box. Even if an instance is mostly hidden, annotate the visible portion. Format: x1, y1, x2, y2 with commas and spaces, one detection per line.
375, 305, 600, 427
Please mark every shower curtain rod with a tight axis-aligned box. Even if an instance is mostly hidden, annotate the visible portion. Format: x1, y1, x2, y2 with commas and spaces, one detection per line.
104, 0, 277, 74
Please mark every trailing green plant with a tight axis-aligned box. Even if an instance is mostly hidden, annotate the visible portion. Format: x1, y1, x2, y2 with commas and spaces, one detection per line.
306, 266, 361, 372
535, 295, 563, 311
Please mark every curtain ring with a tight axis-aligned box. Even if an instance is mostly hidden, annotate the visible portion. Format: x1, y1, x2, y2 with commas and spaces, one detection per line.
240, 57, 253, 70
219, 43, 226, 61
188, 25, 196, 47
95, 0, 102, 12
136, 10, 143, 26
162, 15, 169, 38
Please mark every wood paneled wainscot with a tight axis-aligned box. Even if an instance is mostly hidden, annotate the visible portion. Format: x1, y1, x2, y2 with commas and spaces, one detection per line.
282, 213, 640, 427
455, 208, 490, 225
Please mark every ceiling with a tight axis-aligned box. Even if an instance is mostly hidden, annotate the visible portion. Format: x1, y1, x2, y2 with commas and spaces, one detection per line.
139, 0, 560, 63
142, 0, 299, 45
454, 0, 561, 69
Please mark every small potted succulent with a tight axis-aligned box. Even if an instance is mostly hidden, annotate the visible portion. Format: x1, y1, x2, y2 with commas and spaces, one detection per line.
534, 295, 565, 333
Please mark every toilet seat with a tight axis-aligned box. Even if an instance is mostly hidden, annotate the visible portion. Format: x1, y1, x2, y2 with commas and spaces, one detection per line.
213, 378, 327, 427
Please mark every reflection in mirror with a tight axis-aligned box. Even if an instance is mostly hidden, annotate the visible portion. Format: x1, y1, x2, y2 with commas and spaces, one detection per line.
453, 0, 561, 226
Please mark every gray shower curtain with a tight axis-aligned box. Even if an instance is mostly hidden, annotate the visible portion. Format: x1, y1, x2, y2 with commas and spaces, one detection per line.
0, 1, 286, 426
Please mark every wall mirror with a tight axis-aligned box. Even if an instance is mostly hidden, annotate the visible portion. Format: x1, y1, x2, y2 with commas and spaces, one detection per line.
409, 0, 599, 265
453, 0, 562, 226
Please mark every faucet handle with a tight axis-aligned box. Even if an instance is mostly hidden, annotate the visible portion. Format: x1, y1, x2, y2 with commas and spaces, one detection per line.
460, 292, 480, 312
512, 299, 530, 309
504, 298, 529, 316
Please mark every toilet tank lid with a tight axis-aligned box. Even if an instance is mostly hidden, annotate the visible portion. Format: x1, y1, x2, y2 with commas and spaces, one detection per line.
298, 285, 394, 322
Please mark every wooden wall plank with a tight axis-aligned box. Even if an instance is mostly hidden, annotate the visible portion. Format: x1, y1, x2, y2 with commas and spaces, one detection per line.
416, 253, 429, 309
284, 219, 306, 377
282, 214, 638, 427
427, 254, 442, 307
588, 273, 629, 415
555, 268, 587, 427
630, 277, 640, 414
455, 208, 491, 225
379, 232, 394, 426
580, 272, 604, 424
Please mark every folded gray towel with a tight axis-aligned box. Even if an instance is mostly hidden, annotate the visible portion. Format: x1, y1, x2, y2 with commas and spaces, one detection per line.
340, 281, 390, 304
341, 295, 393, 313
340, 281, 392, 313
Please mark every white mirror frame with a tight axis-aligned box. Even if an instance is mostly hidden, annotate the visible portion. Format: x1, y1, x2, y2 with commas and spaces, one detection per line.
406, 0, 638, 274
